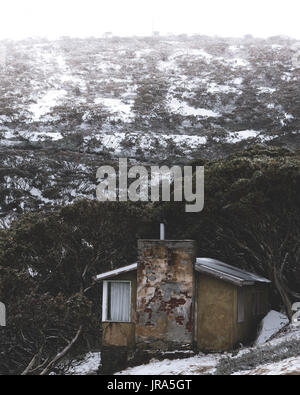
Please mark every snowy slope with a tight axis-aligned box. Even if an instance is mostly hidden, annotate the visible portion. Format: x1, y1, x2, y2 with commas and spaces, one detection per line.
62, 313, 300, 375
0, 35, 300, 224
115, 322, 300, 376
255, 310, 290, 346
117, 354, 220, 376
233, 356, 300, 375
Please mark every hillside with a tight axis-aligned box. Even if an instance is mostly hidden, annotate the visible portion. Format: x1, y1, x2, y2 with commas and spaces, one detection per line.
0, 34, 300, 225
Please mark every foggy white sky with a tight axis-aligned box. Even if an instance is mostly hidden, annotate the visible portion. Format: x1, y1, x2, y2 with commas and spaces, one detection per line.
1, 0, 300, 40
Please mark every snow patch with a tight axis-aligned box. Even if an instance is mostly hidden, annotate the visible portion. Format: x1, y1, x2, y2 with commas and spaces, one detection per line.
2, 129, 16, 139
168, 98, 221, 118
258, 87, 276, 94
228, 130, 260, 143
117, 354, 220, 376
85, 131, 207, 156
0, 115, 11, 123
66, 352, 101, 375
18, 130, 63, 142
233, 356, 300, 375
232, 77, 243, 85
29, 90, 67, 121
94, 98, 134, 122
231, 58, 249, 67
207, 83, 238, 94
255, 310, 289, 346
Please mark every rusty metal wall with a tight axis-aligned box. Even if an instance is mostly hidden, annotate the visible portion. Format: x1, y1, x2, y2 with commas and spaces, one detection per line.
136, 240, 196, 351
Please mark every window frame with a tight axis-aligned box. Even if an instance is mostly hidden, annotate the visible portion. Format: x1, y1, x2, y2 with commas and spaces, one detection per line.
102, 280, 132, 323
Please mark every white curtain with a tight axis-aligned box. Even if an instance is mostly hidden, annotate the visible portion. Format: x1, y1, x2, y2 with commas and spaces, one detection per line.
0, 302, 5, 327
109, 282, 130, 322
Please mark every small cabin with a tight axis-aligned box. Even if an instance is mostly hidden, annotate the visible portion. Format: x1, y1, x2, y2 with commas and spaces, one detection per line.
95, 239, 270, 373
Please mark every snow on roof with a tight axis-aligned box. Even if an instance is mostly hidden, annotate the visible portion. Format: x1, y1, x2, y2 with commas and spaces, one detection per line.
195, 258, 271, 286
94, 263, 137, 281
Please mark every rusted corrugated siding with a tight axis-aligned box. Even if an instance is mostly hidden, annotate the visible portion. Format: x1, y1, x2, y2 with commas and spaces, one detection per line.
136, 240, 196, 351
233, 283, 270, 346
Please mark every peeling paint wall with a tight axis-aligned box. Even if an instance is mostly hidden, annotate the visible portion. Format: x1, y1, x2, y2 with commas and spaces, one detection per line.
136, 240, 196, 351
102, 322, 135, 347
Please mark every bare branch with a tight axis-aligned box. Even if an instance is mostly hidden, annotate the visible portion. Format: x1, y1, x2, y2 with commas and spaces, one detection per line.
40, 326, 83, 376
21, 348, 42, 375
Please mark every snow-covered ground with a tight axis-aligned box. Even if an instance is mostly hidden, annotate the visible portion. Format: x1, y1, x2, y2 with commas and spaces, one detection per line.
114, 313, 299, 376
255, 310, 290, 346
0, 36, 298, 164
167, 98, 221, 118
0, 36, 299, 226
233, 356, 300, 375
29, 90, 67, 122
84, 131, 207, 156
228, 130, 261, 143
63, 311, 300, 375
65, 352, 101, 375
94, 98, 134, 123
117, 354, 220, 376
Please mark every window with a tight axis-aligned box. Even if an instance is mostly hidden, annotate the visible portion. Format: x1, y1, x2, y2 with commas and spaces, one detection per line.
0, 302, 6, 327
102, 281, 131, 322
237, 287, 245, 323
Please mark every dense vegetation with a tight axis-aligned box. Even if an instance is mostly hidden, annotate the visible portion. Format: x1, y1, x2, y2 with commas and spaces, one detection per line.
0, 146, 299, 374
0, 200, 153, 374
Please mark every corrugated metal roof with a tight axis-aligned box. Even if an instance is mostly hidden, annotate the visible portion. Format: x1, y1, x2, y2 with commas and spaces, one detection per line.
94, 257, 271, 287
195, 258, 271, 287
94, 263, 137, 281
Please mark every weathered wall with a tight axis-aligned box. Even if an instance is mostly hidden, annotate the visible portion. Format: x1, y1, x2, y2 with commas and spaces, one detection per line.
196, 273, 235, 352
136, 240, 196, 351
102, 323, 135, 347
196, 273, 270, 352
102, 270, 137, 348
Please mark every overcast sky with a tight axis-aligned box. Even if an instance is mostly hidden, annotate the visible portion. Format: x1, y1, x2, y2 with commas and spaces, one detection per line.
1, 0, 300, 40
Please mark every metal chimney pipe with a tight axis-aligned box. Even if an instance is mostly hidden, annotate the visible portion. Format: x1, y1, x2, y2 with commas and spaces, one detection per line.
160, 223, 165, 240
